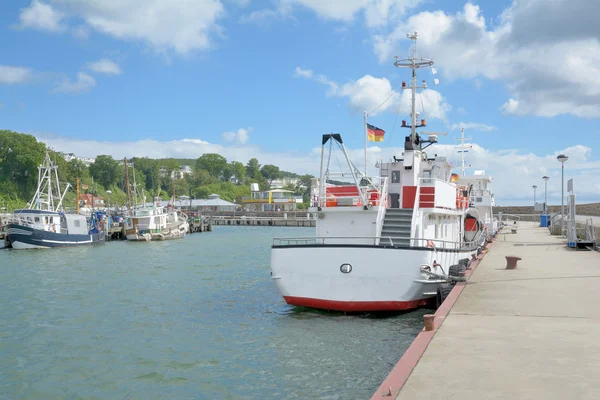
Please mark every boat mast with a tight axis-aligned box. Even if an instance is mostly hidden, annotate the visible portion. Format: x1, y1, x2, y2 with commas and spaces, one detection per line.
455, 128, 472, 176
76, 178, 80, 214
394, 32, 433, 149
124, 158, 131, 212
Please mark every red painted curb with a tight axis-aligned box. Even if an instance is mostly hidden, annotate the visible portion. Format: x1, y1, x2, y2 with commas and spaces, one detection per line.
369, 241, 493, 399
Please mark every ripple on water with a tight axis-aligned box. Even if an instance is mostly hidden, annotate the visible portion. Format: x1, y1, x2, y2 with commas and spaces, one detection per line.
0, 226, 429, 399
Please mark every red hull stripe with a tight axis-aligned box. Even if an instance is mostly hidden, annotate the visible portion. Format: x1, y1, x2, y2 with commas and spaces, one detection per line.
283, 296, 431, 312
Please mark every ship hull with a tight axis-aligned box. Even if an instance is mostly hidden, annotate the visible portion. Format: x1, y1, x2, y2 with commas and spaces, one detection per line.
5, 224, 105, 250
271, 244, 476, 312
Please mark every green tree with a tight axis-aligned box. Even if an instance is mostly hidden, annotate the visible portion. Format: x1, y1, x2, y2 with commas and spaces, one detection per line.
191, 169, 214, 187
172, 178, 190, 197
260, 164, 281, 184
194, 186, 211, 199
89, 155, 120, 189
132, 157, 160, 192
230, 161, 245, 183
222, 163, 233, 182
196, 153, 227, 178
245, 158, 261, 180
298, 174, 315, 203
67, 158, 90, 181
0, 130, 46, 198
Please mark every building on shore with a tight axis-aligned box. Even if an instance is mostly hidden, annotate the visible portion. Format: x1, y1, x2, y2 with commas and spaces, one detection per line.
62, 153, 95, 166
155, 194, 239, 213
242, 187, 303, 212
79, 193, 104, 208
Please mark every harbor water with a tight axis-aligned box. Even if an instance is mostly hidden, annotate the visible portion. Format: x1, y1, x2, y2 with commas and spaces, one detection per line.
1, 226, 427, 399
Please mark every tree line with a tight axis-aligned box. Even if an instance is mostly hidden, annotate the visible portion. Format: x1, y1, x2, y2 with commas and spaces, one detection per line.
0, 129, 314, 211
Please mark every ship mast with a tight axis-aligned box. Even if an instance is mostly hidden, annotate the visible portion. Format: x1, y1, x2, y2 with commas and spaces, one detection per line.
455, 128, 472, 176
124, 158, 131, 212
394, 32, 434, 149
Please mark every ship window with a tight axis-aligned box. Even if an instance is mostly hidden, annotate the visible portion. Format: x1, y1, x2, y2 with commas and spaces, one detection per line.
74, 220, 81, 227
35, 217, 40, 222
391, 171, 400, 183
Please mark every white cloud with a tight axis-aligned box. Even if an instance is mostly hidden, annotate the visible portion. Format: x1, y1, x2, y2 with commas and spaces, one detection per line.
87, 59, 122, 75
373, 1, 600, 117
222, 128, 251, 144
294, 67, 313, 78
450, 122, 496, 132
279, 0, 420, 28
72, 25, 90, 40
0, 66, 34, 84
19, 0, 225, 55
19, 0, 66, 32
37, 132, 600, 204
53, 72, 96, 93
239, 9, 281, 26
295, 67, 451, 119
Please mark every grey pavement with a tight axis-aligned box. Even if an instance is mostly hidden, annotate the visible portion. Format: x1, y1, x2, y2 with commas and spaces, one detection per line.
395, 222, 600, 400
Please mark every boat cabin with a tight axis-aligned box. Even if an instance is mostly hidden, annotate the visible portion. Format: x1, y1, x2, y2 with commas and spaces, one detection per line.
380, 149, 457, 210
12, 209, 90, 235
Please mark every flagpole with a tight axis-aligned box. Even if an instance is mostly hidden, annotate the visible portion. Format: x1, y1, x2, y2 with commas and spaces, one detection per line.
364, 111, 368, 177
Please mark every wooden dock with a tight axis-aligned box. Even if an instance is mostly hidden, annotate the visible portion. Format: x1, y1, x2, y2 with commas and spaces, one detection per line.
188, 217, 212, 233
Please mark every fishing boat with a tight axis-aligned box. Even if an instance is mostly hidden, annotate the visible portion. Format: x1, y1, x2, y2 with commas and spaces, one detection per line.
122, 164, 189, 242
3, 152, 105, 249
124, 203, 188, 241
270, 32, 485, 312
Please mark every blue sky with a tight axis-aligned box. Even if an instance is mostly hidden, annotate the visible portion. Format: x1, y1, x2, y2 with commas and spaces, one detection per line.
1, 0, 599, 205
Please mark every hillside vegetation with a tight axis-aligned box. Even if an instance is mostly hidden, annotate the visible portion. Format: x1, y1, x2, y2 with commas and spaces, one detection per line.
0, 129, 313, 211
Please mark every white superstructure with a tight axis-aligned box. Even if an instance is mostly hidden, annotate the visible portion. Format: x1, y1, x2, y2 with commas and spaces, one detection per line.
270, 32, 485, 312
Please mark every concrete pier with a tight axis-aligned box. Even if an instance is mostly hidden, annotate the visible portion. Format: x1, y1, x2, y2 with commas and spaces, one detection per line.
372, 222, 600, 400
212, 217, 315, 227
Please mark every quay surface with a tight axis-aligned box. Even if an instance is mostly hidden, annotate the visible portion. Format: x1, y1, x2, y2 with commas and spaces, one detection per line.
212, 216, 315, 227
372, 222, 600, 400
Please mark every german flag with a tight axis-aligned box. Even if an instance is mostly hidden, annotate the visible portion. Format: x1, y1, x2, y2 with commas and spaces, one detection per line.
367, 123, 385, 142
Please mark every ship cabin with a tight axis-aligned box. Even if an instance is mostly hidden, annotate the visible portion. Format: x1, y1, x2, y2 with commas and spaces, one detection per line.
379, 151, 462, 210
456, 170, 494, 208
12, 209, 90, 235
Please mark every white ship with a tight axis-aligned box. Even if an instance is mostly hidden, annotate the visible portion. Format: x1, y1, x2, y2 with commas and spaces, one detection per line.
270, 32, 485, 312
455, 128, 499, 242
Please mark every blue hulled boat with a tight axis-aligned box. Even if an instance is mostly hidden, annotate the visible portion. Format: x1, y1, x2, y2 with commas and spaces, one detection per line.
3, 152, 105, 250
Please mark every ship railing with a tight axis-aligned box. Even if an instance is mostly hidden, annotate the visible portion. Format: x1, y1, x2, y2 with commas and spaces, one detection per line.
314, 176, 388, 209
4, 215, 70, 234
375, 177, 389, 236
273, 234, 484, 250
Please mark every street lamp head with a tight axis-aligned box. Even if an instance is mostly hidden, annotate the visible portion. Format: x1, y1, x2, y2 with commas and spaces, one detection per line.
542, 176, 549, 181
532, 185, 538, 189
557, 154, 569, 163
106, 190, 112, 195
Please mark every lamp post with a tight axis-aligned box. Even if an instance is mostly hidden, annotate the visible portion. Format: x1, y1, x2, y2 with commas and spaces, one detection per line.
557, 154, 569, 235
542, 176, 549, 214
532, 185, 537, 210
106, 190, 112, 214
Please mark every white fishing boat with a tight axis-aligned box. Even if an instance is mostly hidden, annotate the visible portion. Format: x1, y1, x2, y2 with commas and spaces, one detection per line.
124, 203, 188, 241
270, 32, 485, 312
4, 152, 105, 249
